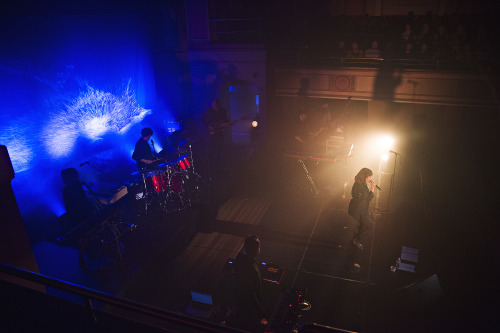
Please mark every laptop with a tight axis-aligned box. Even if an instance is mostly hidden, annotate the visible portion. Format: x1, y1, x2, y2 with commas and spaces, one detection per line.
185, 291, 214, 320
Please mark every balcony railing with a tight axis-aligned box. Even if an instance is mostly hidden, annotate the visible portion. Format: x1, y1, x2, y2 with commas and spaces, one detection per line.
270, 52, 490, 72
0, 262, 243, 333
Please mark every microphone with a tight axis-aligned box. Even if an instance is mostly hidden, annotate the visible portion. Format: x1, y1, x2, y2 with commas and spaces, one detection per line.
79, 161, 90, 167
370, 180, 382, 191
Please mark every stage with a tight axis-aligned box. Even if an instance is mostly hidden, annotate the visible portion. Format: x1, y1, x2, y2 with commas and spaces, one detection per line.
23, 141, 499, 332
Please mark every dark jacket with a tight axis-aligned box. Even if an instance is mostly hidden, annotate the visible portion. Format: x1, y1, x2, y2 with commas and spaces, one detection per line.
348, 181, 374, 220
233, 251, 266, 319
132, 137, 154, 169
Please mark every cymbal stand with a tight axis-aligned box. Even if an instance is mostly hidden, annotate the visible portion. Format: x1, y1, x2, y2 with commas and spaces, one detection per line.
187, 144, 195, 174
187, 144, 201, 179
141, 171, 152, 215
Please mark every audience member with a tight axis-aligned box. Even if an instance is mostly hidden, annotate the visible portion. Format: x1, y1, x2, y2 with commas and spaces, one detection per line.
400, 42, 415, 59
416, 42, 433, 60
333, 39, 348, 58
400, 23, 415, 46
450, 23, 468, 47
364, 40, 381, 58
414, 22, 433, 48
452, 41, 474, 61
433, 25, 450, 59
346, 41, 364, 58
277, 12, 491, 65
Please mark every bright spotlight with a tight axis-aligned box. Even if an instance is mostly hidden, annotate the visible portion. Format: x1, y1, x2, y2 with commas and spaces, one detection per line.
380, 153, 390, 161
379, 136, 394, 151
252, 120, 258, 128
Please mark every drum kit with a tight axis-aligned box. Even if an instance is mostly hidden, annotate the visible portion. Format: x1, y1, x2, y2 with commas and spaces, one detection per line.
130, 145, 201, 214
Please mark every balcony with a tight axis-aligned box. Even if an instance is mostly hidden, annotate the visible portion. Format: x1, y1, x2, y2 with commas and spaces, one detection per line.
270, 54, 497, 108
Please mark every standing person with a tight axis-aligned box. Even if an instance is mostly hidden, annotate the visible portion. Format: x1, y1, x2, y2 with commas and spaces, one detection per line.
348, 167, 376, 252
202, 99, 229, 158
132, 127, 156, 170
231, 235, 268, 332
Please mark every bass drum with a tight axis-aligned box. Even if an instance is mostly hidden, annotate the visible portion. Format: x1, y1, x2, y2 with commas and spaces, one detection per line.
169, 171, 197, 195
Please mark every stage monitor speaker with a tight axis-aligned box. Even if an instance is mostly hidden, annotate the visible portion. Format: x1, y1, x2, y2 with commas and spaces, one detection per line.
403, 274, 444, 307
0, 145, 15, 186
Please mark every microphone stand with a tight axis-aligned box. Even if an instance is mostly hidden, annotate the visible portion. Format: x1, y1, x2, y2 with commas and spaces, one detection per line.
386, 150, 399, 213
151, 139, 157, 159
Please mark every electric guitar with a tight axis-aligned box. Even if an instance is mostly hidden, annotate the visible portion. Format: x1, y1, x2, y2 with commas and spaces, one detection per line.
209, 117, 247, 135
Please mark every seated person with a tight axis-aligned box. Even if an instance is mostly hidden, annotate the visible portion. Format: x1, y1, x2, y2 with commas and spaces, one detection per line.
364, 40, 381, 58
132, 127, 156, 170
61, 167, 94, 228
346, 41, 364, 58
400, 42, 415, 59
332, 39, 348, 58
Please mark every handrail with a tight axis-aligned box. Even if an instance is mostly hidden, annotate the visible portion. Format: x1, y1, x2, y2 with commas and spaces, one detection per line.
271, 52, 486, 72
0, 262, 244, 333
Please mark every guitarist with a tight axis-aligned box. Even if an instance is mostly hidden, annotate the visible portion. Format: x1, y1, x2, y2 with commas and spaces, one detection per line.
202, 99, 229, 158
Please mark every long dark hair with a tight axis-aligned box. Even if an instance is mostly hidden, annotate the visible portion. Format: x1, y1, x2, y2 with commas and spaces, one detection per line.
354, 168, 373, 184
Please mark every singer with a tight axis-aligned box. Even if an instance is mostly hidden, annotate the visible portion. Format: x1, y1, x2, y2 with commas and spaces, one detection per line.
132, 127, 156, 170
348, 168, 376, 257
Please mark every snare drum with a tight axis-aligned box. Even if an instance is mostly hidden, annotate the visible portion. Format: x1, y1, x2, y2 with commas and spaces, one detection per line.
145, 170, 167, 192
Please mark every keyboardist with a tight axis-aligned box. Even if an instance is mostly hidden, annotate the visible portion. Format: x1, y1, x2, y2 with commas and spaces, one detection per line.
291, 110, 328, 154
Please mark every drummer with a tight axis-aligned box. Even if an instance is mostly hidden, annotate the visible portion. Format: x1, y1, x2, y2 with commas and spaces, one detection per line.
132, 127, 156, 170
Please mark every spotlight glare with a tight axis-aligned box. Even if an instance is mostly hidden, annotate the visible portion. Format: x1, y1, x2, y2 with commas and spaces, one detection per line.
252, 120, 258, 128
380, 153, 390, 161
379, 136, 394, 151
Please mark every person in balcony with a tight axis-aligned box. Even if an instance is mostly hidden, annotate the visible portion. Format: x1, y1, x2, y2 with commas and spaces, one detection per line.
364, 40, 381, 58
400, 42, 416, 59
332, 39, 348, 58
433, 25, 450, 59
415, 22, 433, 48
346, 41, 364, 58
400, 23, 415, 47
416, 42, 434, 60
